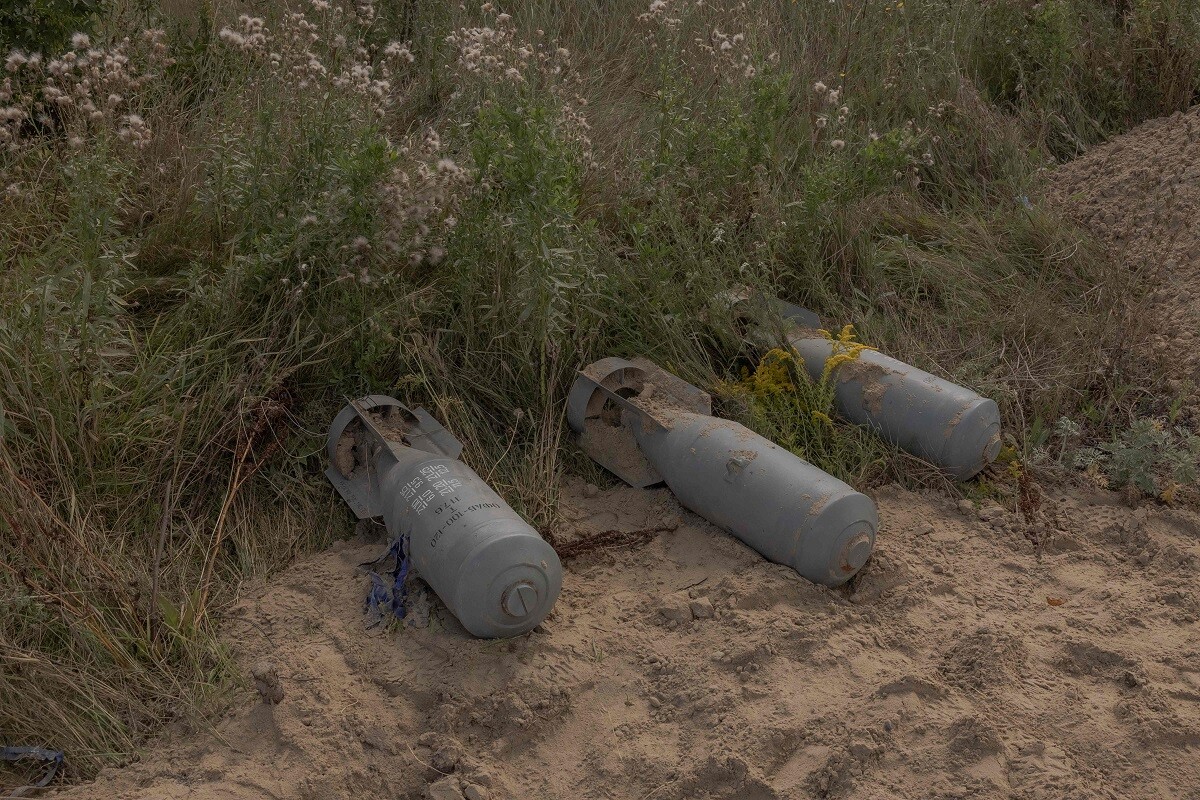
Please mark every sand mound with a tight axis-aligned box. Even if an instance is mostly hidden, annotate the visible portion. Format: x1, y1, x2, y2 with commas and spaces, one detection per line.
1046, 106, 1200, 386
45, 480, 1200, 800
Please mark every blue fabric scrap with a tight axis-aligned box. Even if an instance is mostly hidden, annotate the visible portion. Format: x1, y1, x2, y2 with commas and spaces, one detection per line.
359, 535, 411, 625
1, 745, 65, 792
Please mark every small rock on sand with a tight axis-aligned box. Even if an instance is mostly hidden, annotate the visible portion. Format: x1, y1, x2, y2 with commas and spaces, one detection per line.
425, 776, 464, 800
658, 593, 694, 623
469, 769, 494, 787
689, 597, 715, 619
250, 660, 284, 705
463, 784, 490, 800
957, 499, 974, 516
978, 504, 1005, 522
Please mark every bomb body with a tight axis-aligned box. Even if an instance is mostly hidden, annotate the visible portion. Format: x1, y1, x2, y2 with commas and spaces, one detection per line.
327, 396, 560, 638
726, 292, 1002, 481
787, 336, 1001, 481
632, 410, 876, 586
568, 358, 877, 587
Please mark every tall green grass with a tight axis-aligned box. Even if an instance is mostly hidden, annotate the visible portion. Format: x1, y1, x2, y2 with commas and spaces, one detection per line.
1, 0, 1195, 777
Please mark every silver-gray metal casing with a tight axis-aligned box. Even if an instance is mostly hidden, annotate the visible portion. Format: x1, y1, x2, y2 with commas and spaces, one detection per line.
567, 358, 878, 587
632, 411, 877, 586
726, 293, 1002, 481
787, 335, 1001, 481
327, 396, 560, 638
377, 448, 561, 638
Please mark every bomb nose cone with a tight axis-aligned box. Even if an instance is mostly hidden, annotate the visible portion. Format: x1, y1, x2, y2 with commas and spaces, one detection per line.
502, 581, 539, 618
984, 432, 1002, 465
839, 531, 874, 576
943, 405, 1003, 480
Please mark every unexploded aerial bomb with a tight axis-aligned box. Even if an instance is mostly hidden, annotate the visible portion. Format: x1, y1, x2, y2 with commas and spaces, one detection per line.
567, 358, 878, 587
729, 291, 1002, 481
326, 395, 561, 638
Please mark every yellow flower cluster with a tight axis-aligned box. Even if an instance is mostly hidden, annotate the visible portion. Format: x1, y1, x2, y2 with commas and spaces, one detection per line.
739, 347, 800, 396
730, 324, 876, 398
817, 324, 875, 383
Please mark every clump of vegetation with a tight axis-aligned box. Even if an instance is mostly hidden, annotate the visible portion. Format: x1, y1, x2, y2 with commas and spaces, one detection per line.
2, 0, 1197, 777
1056, 417, 1200, 500
1, 0, 102, 54
970, 0, 1200, 158
719, 331, 889, 485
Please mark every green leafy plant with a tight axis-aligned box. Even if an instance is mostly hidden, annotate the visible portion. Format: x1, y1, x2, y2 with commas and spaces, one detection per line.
971, 0, 1200, 157
1, 0, 103, 53
1070, 418, 1200, 497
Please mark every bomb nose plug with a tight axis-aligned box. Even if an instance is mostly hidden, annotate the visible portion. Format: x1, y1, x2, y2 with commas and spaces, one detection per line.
326, 395, 561, 638
568, 358, 878, 586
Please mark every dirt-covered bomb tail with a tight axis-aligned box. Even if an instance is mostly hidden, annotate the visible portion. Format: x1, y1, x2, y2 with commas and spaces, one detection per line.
568, 358, 878, 586
326, 396, 561, 638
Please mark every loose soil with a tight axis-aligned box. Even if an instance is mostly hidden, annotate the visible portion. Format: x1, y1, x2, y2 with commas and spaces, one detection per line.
1047, 106, 1200, 392
46, 482, 1200, 800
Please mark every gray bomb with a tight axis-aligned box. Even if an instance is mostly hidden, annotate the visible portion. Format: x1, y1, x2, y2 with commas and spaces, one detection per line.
326, 396, 561, 638
568, 358, 878, 586
732, 292, 1002, 481
787, 336, 1002, 481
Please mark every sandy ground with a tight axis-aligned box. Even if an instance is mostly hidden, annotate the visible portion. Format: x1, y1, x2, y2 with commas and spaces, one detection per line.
41, 110, 1200, 799
45, 483, 1200, 800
